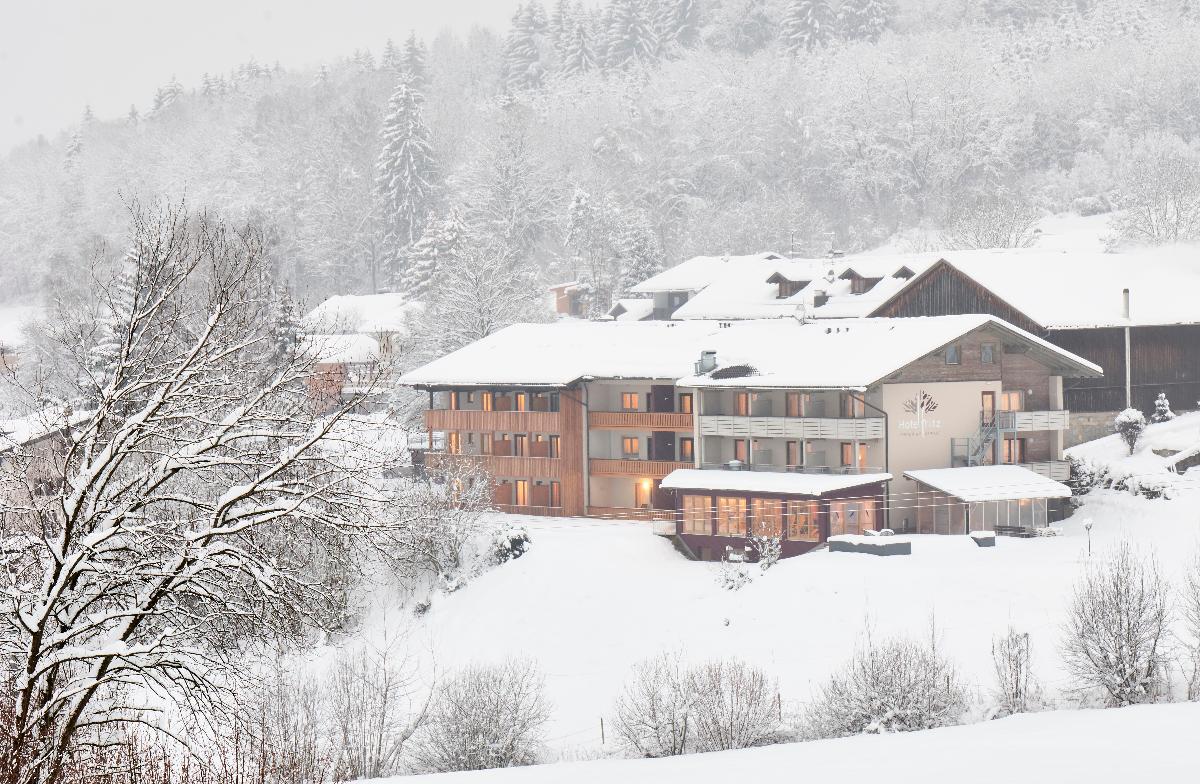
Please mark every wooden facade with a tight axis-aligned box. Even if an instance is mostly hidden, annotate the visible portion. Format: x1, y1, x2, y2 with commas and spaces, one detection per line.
872, 260, 1200, 414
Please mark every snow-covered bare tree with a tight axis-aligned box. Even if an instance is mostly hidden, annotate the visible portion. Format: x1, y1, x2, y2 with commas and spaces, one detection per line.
0, 203, 412, 784
943, 191, 1041, 249
1108, 131, 1200, 245
613, 651, 695, 757
688, 658, 778, 752
411, 658, 548, 772
1062, 542, 1171, 706
991, 627, 1043, 717
1183, 550, 1200, 701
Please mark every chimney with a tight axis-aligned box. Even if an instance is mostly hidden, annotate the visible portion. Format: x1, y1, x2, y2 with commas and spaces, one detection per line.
813, 290, 829, 308
1122, 288, 1130, 320
695, 350, 717, 374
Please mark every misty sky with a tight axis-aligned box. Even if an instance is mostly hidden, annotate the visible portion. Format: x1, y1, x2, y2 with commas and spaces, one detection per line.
0, 0, 522, 154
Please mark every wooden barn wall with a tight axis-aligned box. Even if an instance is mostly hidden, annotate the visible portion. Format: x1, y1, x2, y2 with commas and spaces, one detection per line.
872, 263, 1043, 334
1052, 325, 1200, 414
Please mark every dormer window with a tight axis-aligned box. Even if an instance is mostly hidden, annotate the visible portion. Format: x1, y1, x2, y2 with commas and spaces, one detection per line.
766, 272, 810, 299
892, 266, 916, 279
850, 275, 883, 294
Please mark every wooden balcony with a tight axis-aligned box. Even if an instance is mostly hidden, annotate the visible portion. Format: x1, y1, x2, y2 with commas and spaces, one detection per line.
494, 504, 566, 517
425, 408, 561, 433
586, 505, 677, 522
425, 452, 561, 480
588, 411, 694, 431
589, 458, 692, 478
698, 415, 885, 440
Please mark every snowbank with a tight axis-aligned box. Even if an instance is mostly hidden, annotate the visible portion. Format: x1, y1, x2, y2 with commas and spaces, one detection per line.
383, 702, 1200, 783
1066, 410, 1200, 494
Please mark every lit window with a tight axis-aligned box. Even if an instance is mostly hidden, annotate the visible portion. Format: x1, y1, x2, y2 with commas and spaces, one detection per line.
735, 392, 749, 416
621, 392, 639, 411
678, 393, 693, 414
682, 494, 711, 535
622, 436, 640, 458
734, 439, 748, 463
750, 498, 783, 538
481, 392, 493, 412
716, 497, 746, 536
786, 500, 820, 541
679, 437, 694, 461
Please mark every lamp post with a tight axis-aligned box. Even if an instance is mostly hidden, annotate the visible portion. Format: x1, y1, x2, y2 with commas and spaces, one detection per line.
1083, 518, 1093, 558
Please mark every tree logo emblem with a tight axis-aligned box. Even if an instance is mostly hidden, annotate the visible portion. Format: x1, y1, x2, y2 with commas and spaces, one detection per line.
902, 390, 940, 436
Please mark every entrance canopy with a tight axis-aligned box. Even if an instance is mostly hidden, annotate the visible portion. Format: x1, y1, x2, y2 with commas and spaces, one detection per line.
661, 468, 892, 497
904, 465, 1071, 502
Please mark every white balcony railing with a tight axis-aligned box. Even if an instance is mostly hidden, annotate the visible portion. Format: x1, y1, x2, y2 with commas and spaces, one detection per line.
698, 415, 885, 440
1020, 460, 1071, 482
994, 410, 1070, 432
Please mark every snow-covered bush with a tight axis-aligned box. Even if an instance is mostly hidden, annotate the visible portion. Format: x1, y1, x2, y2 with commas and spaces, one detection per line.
1114, 408, 1147, 455
1150, 392, 1176, 423
991, 628, 1043, 717
1071, 194, 1111, 216
715, 555, 752, 590
1061, 543, 1170, 706
493, 525, 532, 564
748, 534, 782, 572
613, 652, 695, 758
1067, 455, 1111, 495
803, 636, 967, 739
689, 659, 780, 752
411, 658, 548, 772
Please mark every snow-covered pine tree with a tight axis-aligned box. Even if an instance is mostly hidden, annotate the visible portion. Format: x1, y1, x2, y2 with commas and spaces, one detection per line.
549, 0, 576, 58
655, 0, 702, 49
503, 4, 547, 91
126, 105, 139, 126
606, 0, 660, 69
382, 38, 401, 72
272, 287, 303, 362
150, 76, 184, 116
63, 132, 83, 174
839, 0, 892, 42
617, 212, 665, 296
401, 31, 429, 90
1150, 392, 1176, 423
375, 73, 439, 287
562, 21, 598, 76
402, 208, 465, 301
781, 0, 838, 54
90, 246, 142, 393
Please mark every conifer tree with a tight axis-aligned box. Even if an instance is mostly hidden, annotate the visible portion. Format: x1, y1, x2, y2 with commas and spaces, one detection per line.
272, 287, 303, 362
402, 208, 465, 300
126, 105, 139, 126
562, 21, 598, 76
654, 0, 702, 49
401, 31, 429, 90
781, 0, 838, 54
617, 213, 665, 296
606, 0, 660, 69
150, 76, 184, 116
90, 246, 143, 392
381, 38, 401, 72
549, 0, 577, 58
375, 73, 439, 287
503, 4, 547, 91
839, 0, 891, 42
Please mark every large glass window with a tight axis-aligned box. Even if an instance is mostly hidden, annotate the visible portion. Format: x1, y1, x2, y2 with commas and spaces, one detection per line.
750, 498, 784, 538
1003, 437, 1027, 464
786, 441, 800, 468
682, 494, 711, 535
840, 394, 866, 418
1000, 390, 1024, 412
735, 392, 750, 416
734, 439, 748, 463
786, 500, 820, 541
515, 393, 528, 412
716, 497, 746, 537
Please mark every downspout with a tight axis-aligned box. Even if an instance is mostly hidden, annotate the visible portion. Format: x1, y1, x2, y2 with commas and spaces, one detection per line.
1123, 288, 1132, 409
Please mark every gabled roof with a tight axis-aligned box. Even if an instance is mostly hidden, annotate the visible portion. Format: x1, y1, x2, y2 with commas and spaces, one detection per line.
303, 334, 380, 364
904, 465, 1072, 502
399, 315, 1101, 390
304, 293, 423, 335
606, 298, 655, 322
630, 252, 784, 294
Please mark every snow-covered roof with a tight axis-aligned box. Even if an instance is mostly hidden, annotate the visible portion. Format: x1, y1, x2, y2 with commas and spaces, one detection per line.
0, 406, 91, 454
607, 298, 655, 322
400, 315, 1101, 389
0, 303, 42, 350
303, 334, 379, 365
660, 468, 891, 496
304, 293, 423, 334
903, 465, 1072, 502
630, 252, 784, 294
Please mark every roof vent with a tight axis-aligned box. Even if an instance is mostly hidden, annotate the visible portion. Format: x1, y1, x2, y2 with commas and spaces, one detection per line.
695, 350, 717, 374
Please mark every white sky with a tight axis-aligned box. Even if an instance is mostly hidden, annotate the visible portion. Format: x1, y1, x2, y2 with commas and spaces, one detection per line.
0, 0, 521, 154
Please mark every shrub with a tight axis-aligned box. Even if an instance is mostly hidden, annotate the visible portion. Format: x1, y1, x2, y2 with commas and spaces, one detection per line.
411, 658, 549, 772
803, 636, 967, 739
493, 525, 532, 563
748, 533, 782, 571
1114, 408, 1147, 455
613, 652, 695, 757
1150, 392, 1176, 423
1061, 542, 1170, 706
991, 628, 1043, 717
689, 659, 779, 751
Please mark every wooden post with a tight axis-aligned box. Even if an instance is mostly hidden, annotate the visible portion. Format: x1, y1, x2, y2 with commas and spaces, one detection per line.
600, 716, 605, 745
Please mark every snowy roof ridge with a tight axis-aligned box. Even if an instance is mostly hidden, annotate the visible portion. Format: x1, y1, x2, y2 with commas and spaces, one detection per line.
903, 465, 1072, 502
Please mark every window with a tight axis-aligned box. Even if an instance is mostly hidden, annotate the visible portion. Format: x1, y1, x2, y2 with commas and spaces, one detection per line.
786, 392, 807, 418
678, 393, 693, 414
449, 391, 460, 410
481, 391, 494, 412
513, 434, 527, 456
548, 392, 560, 412
786, 500, 820, 541
480, 432, 493, 454
621, 392, 639, 411
514, 480, 529, 507
945, 345, 961, 365
734, 439, 748, 463
548, 435, 561, 458
549, 481, 561, 508
1003, 437, 1027, 464
786, 440, 800, 468
750, 498, 784, 538
1000, 390, 1024, 412
981, 343, 995, 365
841, 443, 868, 470
466, 391, 475, 404
735, 392, 750, 416
515, 393, 528, 412
679, 437, 694, 462
716, 496, 747, 536
447, 432, 461, 454
622, 436, 640, 458
682, 494, 711, 535
840, 393, 865, 418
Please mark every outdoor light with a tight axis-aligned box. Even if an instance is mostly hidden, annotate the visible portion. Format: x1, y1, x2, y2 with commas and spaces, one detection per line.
1083, 518, 1094, 557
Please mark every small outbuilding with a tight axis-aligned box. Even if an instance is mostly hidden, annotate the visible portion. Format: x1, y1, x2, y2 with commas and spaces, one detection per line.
903, 465, 1072, 536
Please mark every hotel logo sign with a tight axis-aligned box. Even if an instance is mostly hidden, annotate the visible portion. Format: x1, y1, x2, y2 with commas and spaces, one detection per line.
899, 390, 941, 436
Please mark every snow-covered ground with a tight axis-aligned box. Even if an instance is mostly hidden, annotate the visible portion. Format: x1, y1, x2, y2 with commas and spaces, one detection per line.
1067, 410, 1200, 490
387, 702, 1200, 783
336, 488, 1200, 761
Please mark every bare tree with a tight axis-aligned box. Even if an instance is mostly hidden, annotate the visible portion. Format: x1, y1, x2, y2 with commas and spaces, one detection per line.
0, 203, 414, 784
410, 658, 548, 773
943, 191, 1040, 250
1061, 542, 1171, 706
1179, 551, 1200, 701
803, 636, 967, 739
688, 658, 779, 752
613, 652, 695, 758
991, 627, 1043, 717
1108, 131, 1200, 245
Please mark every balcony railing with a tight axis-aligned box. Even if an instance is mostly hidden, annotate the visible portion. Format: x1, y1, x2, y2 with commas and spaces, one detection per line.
589, 458, 692, 478
586, 505, 676, 522
588, 411, 694, 430
1020, 460, 1071, 482
425, 408, 561, 433
425, 452, 561, 479
993, 410, 1070, 432
493, 503, 566, 517
698, 415, 885, 440
698, 462, 887, 475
